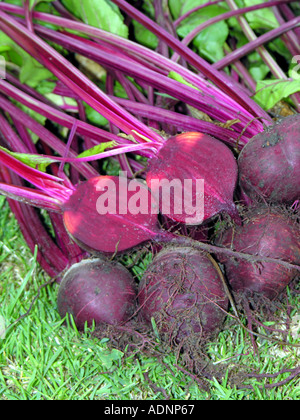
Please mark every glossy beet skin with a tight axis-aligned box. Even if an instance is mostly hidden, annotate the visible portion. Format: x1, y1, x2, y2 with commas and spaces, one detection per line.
138, 247, 229, 340
146, 132, 240, 225
238, 114, 300, 204
57, 258, 136, 330
217, 208, 300, 300
63, 176, 159, 255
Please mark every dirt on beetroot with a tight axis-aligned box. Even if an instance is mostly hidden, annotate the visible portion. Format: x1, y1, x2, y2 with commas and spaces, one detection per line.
90, 228, 299, 392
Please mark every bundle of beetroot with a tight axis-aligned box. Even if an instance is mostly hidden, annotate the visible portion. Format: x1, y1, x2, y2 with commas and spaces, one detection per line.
0, 0, 299, 388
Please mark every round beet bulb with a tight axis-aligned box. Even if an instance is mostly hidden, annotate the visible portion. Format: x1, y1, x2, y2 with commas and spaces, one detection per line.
138, 246, 229, 341
146, 132, 240, 226
217, 207, 300, 300
238, 114, 300, 204
63, 176, 159, 255
57, 258, 136, 330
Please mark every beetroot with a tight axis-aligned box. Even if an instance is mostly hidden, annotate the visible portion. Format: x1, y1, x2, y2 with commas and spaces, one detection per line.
238, 114, 300, 204
146, 132, 240, 225
63, 176, 160, 255
217, 207, 300, 300
138, 246, 229, 341
57, 258, 136, 330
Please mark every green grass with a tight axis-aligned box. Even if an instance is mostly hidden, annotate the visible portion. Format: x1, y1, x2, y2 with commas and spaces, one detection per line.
0, 196, 299, 400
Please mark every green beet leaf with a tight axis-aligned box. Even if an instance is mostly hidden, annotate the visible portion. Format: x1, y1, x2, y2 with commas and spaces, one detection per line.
61, 0, 128, 38
253, 79, 300, 110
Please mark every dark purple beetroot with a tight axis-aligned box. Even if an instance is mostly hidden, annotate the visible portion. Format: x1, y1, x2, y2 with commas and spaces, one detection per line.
63, 176, 159, 255
146, 132, 240, 226
217, 207, 300, 300
57, 258, 136, 330
138, 246, 229, 341
238, 114, 300, 204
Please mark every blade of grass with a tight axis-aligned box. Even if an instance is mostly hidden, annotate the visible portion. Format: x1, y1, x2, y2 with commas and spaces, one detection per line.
6, 246, 38, 318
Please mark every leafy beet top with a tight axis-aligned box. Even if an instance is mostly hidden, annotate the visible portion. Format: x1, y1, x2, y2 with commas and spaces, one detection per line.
146, 132, 239, 225
63, 176, 159, 255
